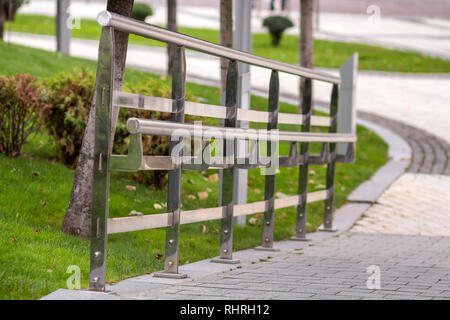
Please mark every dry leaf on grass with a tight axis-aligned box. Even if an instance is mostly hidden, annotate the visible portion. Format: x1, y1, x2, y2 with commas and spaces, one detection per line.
153, 203, 163, 210
197, 191, 208, 200
207, 173, 219, 182
129, 210, 143, 216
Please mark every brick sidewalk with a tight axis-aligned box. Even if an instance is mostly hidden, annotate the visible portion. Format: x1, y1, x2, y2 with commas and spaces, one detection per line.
351, 173, 450, 236
124, 233, 450, 300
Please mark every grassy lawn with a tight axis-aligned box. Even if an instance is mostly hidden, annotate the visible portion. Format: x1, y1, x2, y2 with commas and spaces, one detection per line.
9, 14, 450, 73
0, 41, 388, 299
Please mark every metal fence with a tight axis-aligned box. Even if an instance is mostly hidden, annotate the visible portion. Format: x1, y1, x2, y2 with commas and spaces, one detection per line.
89, 11, 358, 291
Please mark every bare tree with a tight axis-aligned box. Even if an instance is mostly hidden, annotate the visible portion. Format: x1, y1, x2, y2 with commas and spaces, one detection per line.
167, 0, 177, 75
220, 0, 233, 98
62, 0, 135, 238
299, 0, 314, 110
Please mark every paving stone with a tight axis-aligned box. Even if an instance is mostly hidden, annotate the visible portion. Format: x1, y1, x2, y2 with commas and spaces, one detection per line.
358, 111, 450, 175
350, 173, 450, 237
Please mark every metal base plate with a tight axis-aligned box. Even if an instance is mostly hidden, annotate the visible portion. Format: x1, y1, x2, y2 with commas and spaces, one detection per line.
254, 246, 280, 252
289, 236, 311, 242
210, 258, 241, 264
153, 272, 188, 279
319, 228, 338, 232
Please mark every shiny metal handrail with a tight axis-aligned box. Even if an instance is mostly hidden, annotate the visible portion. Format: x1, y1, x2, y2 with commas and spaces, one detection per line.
126, 118, 357, 143
97, 10, 340, 84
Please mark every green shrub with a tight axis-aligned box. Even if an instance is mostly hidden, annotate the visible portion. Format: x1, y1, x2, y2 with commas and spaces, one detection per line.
262, 15, 294, 46
131, 2, 153, 21
41, 69, 195, 188
2, 0, 25, 21
41, 69, 95, 167
0, 74, 47, 157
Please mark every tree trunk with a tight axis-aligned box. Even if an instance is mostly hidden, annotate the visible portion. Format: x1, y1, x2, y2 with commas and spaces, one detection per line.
0, 3, 4, 40
167, 0, 177, 75
299, 0, 314, 111
220, 0, 233, 100
61, 0, 134, 239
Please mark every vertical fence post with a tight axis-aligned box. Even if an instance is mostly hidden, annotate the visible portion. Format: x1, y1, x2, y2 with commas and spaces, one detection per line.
89, 27, 115, 291
211, 60, 240, 264
233, 0, 252, 227
320, 84, 339, 232
291, 78, 312, 241
337, 53, 358, 157
154, 46, 188, 279
255, 70, 280, 251
56, 0, 71, 54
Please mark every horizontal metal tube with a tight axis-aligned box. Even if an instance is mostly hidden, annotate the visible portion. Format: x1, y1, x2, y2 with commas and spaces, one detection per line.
127, 118, 356, 143
98, 11, 340, 84
114, 91, 331, 127
107, 190, 328, 234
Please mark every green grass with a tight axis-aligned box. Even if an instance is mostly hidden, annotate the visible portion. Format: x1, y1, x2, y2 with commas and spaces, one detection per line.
9, 13, 450, 73
0, 42, 388, 299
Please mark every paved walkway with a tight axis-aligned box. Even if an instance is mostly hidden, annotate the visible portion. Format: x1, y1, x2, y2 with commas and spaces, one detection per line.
358, 111, 450, 175
130, 234, 450, 300
351, 173, 450, 237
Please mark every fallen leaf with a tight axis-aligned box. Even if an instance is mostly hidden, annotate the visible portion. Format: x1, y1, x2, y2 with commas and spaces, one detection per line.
253, 189, 261, 194
201, 225, 207, 233
205, 187, 212, 193
30, 171, 40, 177
188, 195, 196, 200
126, 185, 136, 191
207, 173, 219, 182
11, 237, 17, 242
197, 191, 208, 200
145, 238, 153, 244
275, 192, 287, 198
153, 203, 163, 210
249, 218, 258, 225
35, 229, 40, 234
129, 210, 143, 216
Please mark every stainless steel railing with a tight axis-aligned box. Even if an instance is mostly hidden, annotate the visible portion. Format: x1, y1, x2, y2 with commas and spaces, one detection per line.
97, 11, 340, 84
88, 10, 358, 291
